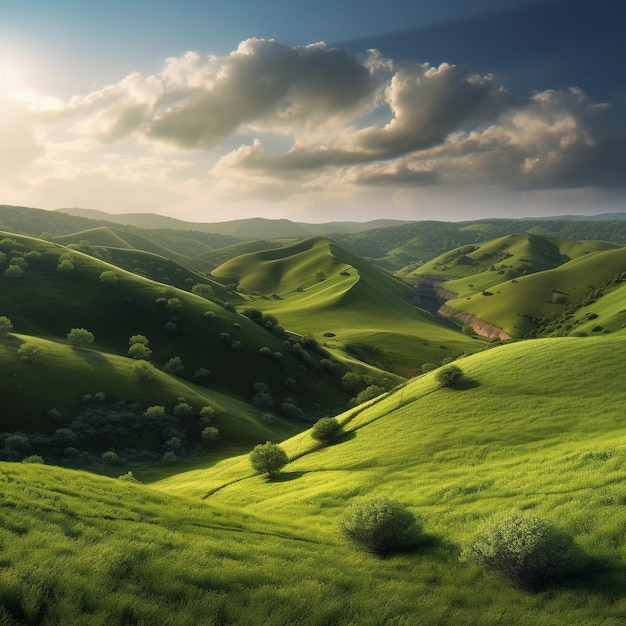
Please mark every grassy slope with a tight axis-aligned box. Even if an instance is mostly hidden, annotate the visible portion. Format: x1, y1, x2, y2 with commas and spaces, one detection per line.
444, 246, 626, 337
0, 232, 348, 417
151, 335, 626, 624
0, 333, 293, 448
52, 226, 214, 275
213, 237, 485, 375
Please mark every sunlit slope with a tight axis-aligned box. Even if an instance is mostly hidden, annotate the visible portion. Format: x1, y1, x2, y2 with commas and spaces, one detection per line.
5, 337, 626, 624
0, 232, 346, 411
197, 239, 285, 270
52, 226, 214, 275
444, 245, 626, 337
149, 336, 626, 623
0, 462, 363, 625
213, 237, 485, 374
156, 335, 626, 504
403, 233, 621, 294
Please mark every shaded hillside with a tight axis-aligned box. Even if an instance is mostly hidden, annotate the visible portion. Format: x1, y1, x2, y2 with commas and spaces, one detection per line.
212, 237, 485, 375
0, 233, 349, 419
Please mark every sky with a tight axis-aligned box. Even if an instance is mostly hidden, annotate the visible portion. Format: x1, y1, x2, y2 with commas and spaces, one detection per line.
1, 0, 624, 223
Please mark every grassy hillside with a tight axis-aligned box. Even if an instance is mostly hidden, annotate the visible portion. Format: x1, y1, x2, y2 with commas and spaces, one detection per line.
443, 245, 626, 337
212, 237, 485, 375
335, 219, 626, 270
0, 232, 350, 427
2, 335, 624, 624
150, 335, 626, 624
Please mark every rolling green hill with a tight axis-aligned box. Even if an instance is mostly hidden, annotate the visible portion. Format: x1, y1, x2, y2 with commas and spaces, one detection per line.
0, 232, 350, 437
149, 334, 626, 624
212, 237, 486, 375
1, 335, 624, 624
442, 245, 626, 338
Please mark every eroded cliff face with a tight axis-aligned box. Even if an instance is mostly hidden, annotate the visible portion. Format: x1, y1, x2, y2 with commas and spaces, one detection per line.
412, 275, 459, 301
438, 305, 512, 340
412, 275, 511, 340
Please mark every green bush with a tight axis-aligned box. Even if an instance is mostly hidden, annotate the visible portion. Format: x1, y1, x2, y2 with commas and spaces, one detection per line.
311, 417, 341, 444
435, 364, 463, 388
460, 512, 576, 590
340, 497, 423, 556
249, 441, 288, 478
0, 316, 13, 334
66, 328, 95, 348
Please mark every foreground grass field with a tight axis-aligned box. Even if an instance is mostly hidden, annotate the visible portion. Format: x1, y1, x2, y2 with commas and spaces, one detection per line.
150, 335, 626, 624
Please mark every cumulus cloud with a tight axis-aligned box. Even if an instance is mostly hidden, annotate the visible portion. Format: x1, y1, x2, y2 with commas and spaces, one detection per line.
8, 37, 625, 214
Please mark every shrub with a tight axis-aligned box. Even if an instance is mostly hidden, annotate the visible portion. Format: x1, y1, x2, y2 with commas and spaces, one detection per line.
311, 417, 341, 444
4, 264, 24, 278
354, 385, 384, 405
460, 512, 576, 590
435, 364, 463, 388
193, 368, 211, 383
421, 363, 437, 373
201, 426, 220, 447
22, 455, 44, 464
102, 451, 121, 465
164, 356, 184, 375
118, 471, 140, 483
128, 343, 152, 360
133, 360, 157, 383
66, 328, 95, 348
340, 497, 423, 556
99, 270, 119, 285
249, 441, 288, 478
191, 284, 214, 299
0, 316, 13, 334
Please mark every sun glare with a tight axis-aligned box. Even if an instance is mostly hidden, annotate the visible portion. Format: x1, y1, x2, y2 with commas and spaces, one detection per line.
0, 47, 37, 96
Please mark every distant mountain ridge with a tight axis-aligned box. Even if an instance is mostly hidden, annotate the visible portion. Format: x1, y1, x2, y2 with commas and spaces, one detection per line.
56, 207, 413, 237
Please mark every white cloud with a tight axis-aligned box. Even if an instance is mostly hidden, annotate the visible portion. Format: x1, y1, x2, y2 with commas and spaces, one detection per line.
2, 38, 624, 221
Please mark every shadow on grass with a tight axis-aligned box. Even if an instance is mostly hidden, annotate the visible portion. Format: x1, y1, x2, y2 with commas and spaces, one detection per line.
271, 470, 307, 483
455, 377, 481, 391
554, 553, 626, 599
329, 431, 357, 446
366, 533, 455, 560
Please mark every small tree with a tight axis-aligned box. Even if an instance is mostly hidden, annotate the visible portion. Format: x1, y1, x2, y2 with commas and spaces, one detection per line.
340, 497, 423, 556
311, 417, 341, 444
133, 360, 156, 383
435, 364, 463, 388
67, 328, 95, 348
164, 356, 184, 376
201, 426, 220, 447
128, 343, 152, 360
17, 343, 40, 363
98, 270, 119, 285
191, 284, 214, 299
0, 316, 13, 335
249, 441, 288, 478
460, 512, 576, 590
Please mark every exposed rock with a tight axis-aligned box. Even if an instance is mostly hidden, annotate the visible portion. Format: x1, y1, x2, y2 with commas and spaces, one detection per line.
438, 305, 512, 340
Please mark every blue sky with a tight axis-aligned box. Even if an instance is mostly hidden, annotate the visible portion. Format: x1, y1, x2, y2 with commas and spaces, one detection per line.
1, 0, 624, 222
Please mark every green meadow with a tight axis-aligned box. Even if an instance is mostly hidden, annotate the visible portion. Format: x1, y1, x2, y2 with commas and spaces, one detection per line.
2, 207, 626, 624
212, 237, 485, 374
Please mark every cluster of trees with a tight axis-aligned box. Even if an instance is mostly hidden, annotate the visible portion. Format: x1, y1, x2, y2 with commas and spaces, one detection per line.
0, 395, 220, 467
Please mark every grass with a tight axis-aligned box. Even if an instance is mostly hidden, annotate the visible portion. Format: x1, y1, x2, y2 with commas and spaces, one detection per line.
0, 231, 348, 415
213, 237, 485, 374
443, 245, 626, 337
148, 335, 626, 624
